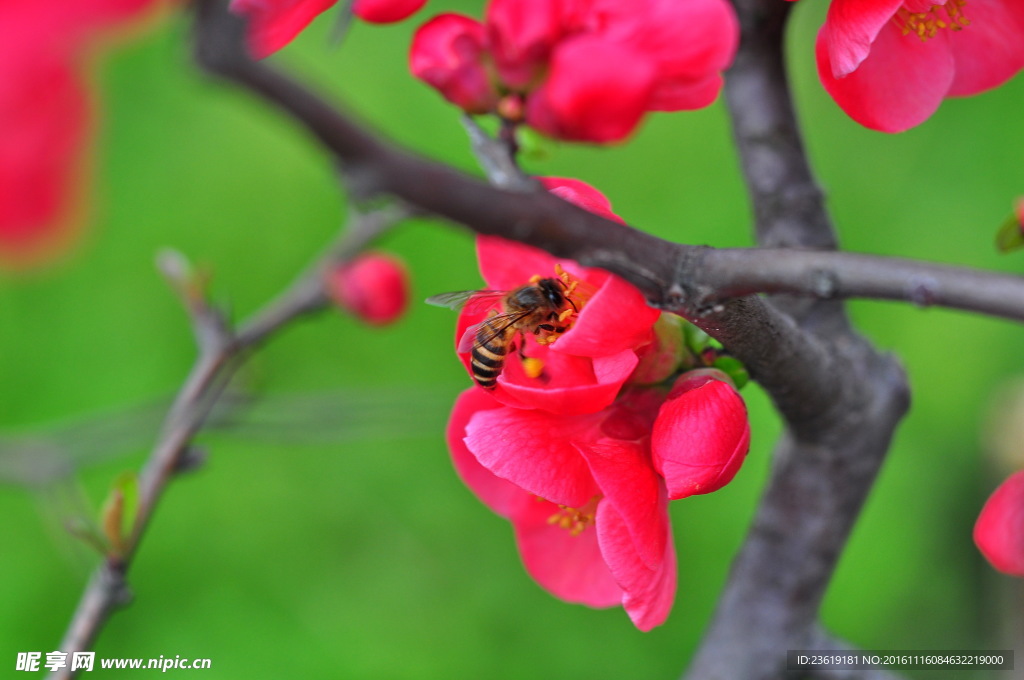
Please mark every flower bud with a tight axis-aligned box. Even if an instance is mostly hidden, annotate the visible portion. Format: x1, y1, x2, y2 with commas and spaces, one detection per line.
651, 374, 750, 500
353, 0, 427, 23
410, 14, 499, 114
974, 470, 1024, 577
327, 252, 410, 325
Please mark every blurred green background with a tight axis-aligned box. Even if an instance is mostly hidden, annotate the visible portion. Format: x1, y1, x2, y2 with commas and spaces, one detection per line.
2, 1, 1023, 677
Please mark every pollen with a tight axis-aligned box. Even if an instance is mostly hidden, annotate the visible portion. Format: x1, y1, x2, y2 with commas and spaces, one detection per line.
546, 496, 600, 536
893, 0, 969, 41
522, 357, 545, 378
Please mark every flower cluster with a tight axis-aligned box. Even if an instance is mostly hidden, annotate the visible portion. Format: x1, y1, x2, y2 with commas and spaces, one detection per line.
974, 470, 1024, 577
409, 0, 739, 142
443, 178, 750, 629
807, 0, 1024, 132
0, 0, 163, 266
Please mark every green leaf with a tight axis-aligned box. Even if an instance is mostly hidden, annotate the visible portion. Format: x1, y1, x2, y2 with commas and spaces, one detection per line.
995, 212, 1024, 253
713, 356, 750, 390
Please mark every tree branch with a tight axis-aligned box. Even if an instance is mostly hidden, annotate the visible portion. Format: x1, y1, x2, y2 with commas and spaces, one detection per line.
49, 205, 403, 679
684, 1, 911, 677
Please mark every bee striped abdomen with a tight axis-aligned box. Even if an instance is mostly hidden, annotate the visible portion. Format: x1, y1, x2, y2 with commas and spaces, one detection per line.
471, 321, 514, 389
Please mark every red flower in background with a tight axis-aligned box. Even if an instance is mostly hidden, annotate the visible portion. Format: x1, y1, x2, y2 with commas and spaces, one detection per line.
974, 470, 1024, 577
410, 0, 738, 142
326, 251, 411, 325
810, 0, 1024, 132
0, 0, 162, 267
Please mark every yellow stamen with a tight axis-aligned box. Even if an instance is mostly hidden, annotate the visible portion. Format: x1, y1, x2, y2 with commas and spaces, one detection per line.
546, 497, 600, 536
893, 0, 970, 41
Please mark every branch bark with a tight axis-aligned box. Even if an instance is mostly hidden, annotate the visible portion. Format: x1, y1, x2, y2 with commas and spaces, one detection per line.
684, 1, 910, 677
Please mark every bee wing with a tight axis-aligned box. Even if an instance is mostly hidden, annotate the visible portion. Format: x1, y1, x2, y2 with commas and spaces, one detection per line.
457, 311, 531, 353
425, 289, 507, 316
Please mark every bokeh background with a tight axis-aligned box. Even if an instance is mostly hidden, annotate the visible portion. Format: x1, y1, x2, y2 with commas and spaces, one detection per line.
2, 1, 1023, 677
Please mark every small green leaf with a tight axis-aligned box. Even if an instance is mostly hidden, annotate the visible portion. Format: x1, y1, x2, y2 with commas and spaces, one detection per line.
99, 471, 139, 558
995, 212, 1024, 253
516, 126, 555, 162
683, 322, 711, 355
713, 356, 750, 390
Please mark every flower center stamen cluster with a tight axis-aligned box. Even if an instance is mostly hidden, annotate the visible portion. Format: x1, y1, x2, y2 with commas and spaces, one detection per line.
893, 0, 970, 41
545, 496, 600, 536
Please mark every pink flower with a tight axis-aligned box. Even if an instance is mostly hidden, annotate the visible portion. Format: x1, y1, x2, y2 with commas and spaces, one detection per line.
232, 0, 426, 58
812, 0, 1024, 132
409, 0, 738, 142
327, 252, 410, 325
448, 387, 677, 630
974, 470, 1024, 577
0, 0, 161, 267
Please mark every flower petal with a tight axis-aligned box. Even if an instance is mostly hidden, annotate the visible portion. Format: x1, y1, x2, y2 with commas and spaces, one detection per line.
575, 438, 667, 570
477, 235, 583, 291
353, 0, 426, 24
464, 405, 601, 507
947, 0, 1024, 96
540, 176, 624, 224
651, 377, 750, 500
974, 470, 1024, 577
821, 0, 904, 77
816, 20, 954, 132
495, 348, 639, 415
231, 0, 337, 58
551, 274, 659, 357
596, 499, 676, 630
526, 35, 657, 143
447, 388, 527, 518
586, 0, 737, 111
485, 0, 563, 90
512, 496, 623, 607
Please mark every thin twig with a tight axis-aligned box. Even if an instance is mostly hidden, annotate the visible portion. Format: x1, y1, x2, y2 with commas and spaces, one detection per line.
49, 205, 404, 679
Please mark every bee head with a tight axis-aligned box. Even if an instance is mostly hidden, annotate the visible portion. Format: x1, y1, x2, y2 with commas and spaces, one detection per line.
538, 278, 567, 306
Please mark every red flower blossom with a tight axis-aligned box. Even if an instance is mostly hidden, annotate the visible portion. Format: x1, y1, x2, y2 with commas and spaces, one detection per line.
409, 0, 738, 142
327, 252, 410, 325
0, 0, 161, 267
232, 0, 426, 58
447, 374, 750, 628
448, 387, 677, 630
974, 470, 1024, 577
811, 0, 1024, 132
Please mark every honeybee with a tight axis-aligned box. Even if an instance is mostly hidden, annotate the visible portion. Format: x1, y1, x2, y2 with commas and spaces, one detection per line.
427, 267, 585, 389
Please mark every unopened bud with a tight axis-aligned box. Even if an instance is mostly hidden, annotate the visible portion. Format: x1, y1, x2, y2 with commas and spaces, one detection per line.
652, 373, 750, 500
327, 252, 410, 326
974, 470, 1024, 577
